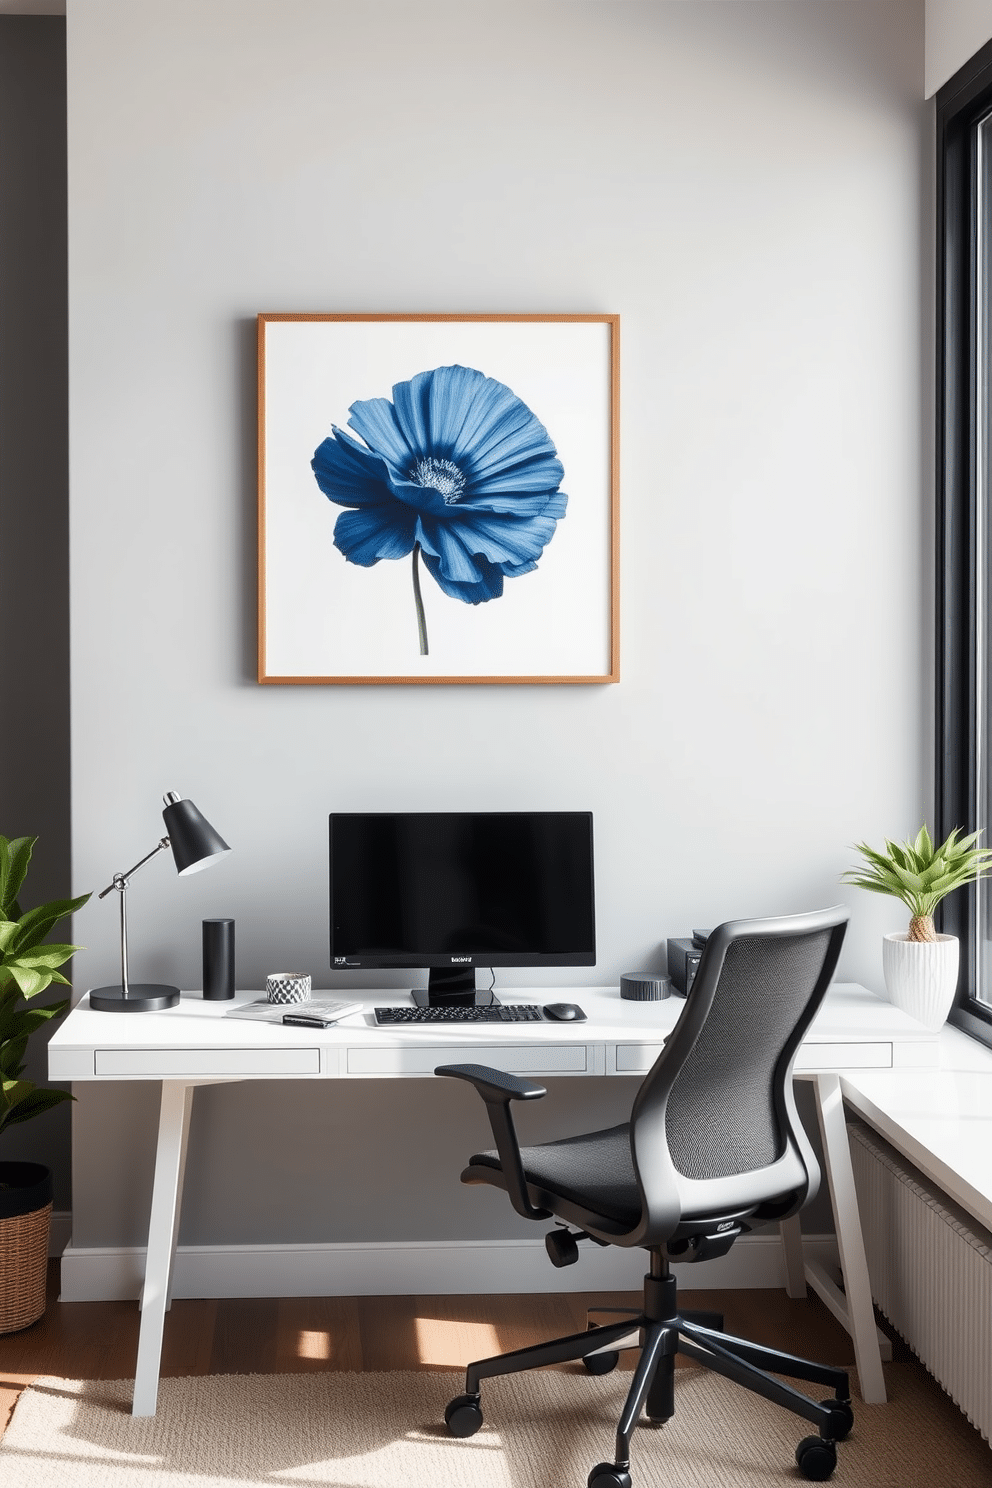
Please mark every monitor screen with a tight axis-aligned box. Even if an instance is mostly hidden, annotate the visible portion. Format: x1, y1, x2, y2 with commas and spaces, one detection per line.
329, 811, 595, 1004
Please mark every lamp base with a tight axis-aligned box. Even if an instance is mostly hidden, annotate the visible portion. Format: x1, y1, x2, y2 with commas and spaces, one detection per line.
89, 984, 180, 1012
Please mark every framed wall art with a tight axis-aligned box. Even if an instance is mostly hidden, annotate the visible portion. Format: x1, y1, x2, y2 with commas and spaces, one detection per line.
257, 313, 619, 684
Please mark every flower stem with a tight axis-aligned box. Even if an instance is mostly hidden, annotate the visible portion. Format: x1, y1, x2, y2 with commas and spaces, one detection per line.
412, 543, 429, 656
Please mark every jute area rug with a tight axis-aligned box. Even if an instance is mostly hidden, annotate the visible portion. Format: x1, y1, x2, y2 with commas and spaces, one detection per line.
0, 1364, 988, 1488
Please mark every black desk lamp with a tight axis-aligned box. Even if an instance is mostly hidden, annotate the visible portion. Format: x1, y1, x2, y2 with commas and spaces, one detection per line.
89, 792, 231, 1012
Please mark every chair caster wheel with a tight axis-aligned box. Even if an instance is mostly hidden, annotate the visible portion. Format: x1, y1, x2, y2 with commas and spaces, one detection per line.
546, 1227, 580, 1267
820, 1398, 854, 1441
587, 1465, 632, 1488
583, 1349, 620, 1375
445, 1394, 483, 1437
796, 1435, 837, 1481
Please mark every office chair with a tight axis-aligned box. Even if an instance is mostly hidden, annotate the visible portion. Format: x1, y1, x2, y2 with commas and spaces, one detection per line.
435, 906, 854, 1487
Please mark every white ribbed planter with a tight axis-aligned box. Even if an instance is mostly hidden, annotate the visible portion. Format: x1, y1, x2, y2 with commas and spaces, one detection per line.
881, 932, 960, 1029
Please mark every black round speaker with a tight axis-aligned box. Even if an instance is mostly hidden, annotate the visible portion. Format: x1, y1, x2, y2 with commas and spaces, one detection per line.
620, 973, 672, 1001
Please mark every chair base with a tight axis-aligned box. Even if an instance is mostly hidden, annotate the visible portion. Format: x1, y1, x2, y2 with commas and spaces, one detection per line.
445, 1256, 853, 1484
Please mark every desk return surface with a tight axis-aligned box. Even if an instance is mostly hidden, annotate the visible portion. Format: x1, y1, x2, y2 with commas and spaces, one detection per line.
49, 983, 938, 1083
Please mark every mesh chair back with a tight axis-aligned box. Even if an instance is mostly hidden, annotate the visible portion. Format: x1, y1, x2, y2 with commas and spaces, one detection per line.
628, 907, 848, 1239
664, 928, 834, 1180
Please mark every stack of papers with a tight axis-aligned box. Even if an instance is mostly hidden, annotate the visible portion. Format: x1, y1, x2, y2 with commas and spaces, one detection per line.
225, 996, 363, 1026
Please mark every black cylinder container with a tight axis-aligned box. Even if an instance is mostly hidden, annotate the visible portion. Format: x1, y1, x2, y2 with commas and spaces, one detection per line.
202, 918, 235, 1000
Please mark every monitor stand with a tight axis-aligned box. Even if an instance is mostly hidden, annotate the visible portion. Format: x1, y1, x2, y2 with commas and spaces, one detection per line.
412, 965, 498, 1008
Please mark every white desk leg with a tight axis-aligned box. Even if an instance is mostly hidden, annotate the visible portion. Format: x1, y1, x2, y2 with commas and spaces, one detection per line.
810, 1073, 888, 1404
132, 1080, 195, 1417
164, 1087, 194, 1314
779, 1214, 808, 1298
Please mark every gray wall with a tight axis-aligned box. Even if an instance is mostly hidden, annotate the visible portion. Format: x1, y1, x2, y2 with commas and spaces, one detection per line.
926, 0, 992, 95
0, 16, 71, 1208
66, 1, 928, 1249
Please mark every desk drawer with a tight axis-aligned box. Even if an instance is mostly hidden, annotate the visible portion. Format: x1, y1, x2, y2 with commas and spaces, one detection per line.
93, 1048, 321, 1077
346, 1044, 588, 1076
794, 1043, 892, 1071
615, 1042, 895, 1075
616, 1043, 664, 1073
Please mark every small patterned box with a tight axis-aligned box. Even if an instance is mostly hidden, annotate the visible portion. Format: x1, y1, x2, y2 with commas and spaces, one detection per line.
265, 973, 311, 1004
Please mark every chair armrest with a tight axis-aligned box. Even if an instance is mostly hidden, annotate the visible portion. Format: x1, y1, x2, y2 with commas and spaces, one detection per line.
435, 1063, 551, 1221
434, 1063, 547, 1103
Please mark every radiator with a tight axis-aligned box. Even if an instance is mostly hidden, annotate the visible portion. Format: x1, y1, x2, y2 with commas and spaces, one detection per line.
847, 1117, 992, 1442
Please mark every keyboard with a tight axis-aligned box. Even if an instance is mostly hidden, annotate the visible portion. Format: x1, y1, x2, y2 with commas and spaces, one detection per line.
373, 1004, 544, 1025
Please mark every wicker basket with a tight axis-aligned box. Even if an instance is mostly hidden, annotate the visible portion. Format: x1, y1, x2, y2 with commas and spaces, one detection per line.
0, 1162, 53, 1334
0, 1201, 52, 1333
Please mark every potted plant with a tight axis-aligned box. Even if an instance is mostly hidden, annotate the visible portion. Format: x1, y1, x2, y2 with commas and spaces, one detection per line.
0, 834, 89, 1332
842, 824, 992, 1028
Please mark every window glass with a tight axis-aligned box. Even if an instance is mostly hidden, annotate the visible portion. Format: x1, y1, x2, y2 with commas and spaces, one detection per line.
936, 48, 992, 1042
977, 112, 992, 1009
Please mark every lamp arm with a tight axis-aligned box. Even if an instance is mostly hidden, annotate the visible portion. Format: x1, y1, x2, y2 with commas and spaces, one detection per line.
96, 836, 171, 1000
98, 837, 171, 899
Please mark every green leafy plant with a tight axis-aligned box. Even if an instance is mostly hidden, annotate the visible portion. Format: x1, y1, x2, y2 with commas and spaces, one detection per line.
842, 825, 992, 943
0, 835, 90, 1142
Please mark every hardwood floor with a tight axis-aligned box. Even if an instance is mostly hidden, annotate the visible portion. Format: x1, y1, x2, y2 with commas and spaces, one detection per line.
0, 1260, 861, 1440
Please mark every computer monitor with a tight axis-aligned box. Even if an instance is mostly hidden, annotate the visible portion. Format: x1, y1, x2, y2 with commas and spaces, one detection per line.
329, 811, 595, 1006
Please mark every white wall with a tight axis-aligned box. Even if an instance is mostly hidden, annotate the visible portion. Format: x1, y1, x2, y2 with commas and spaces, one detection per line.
66, 0, 927, 1256
926, 0, 992, 95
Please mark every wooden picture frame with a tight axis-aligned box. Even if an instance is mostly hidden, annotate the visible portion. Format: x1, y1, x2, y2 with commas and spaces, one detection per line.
257, 313, 619, 684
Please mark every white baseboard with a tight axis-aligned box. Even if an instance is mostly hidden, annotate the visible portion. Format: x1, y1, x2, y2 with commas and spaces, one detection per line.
58, 1232, 840, 1302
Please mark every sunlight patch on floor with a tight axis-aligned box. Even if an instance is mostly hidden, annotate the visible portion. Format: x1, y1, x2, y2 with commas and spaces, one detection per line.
295, 1330, 331, 1360
413, 1316, 501, 1367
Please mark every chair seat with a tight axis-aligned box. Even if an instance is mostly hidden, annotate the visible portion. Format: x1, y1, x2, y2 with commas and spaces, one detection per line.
471, 1125, 791, 1234
472, 1122, 641, 1225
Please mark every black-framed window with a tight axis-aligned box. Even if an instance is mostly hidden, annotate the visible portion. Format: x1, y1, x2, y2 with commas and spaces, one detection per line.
936, 39, 992, 1044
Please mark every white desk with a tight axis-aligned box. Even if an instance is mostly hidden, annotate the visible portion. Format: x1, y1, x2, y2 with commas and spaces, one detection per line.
840, 1021, 992, 1234
50, 982, 937, 1414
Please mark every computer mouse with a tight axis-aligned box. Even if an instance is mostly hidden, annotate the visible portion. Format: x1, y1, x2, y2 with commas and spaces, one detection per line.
544, 1002, 586, 1022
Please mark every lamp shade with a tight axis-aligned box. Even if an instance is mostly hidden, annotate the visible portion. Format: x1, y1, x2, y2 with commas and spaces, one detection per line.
162, 793, 231, 875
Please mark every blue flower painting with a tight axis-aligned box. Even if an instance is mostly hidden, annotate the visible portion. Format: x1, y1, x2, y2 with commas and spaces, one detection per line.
311, 365, 567, 654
